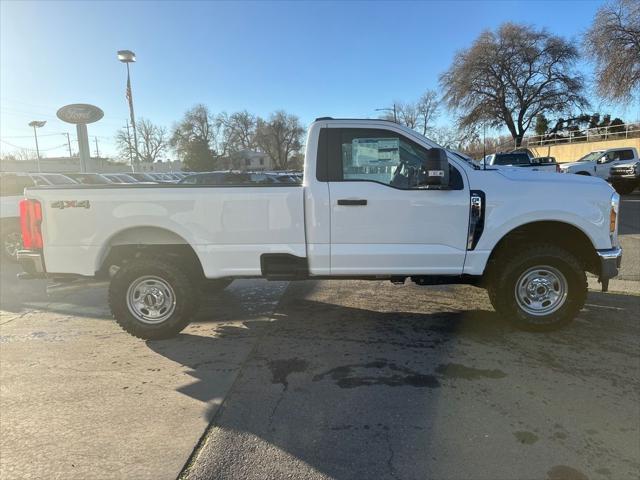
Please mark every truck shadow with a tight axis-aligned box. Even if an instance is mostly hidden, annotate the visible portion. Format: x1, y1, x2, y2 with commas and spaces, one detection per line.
145, 281, 639, 479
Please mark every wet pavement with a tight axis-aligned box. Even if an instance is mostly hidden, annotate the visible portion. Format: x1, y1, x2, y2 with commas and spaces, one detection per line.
181, 280, 640, 480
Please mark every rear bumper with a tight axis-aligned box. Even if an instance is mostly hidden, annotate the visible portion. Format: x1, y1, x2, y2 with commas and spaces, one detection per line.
17, 250, 45, 276
596, 247, 622, 291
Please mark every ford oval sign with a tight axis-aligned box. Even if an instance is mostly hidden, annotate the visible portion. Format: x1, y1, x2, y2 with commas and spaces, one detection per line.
56, 104, 104, 124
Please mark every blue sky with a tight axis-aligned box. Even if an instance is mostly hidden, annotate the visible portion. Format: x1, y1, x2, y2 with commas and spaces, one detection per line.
0, 0, 635, 159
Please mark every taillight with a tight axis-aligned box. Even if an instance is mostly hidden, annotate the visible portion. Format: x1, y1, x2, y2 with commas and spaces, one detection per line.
19, 199, 43, 250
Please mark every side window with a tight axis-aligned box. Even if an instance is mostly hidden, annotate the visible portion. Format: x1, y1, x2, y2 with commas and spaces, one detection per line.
605, 152, 618, 162
619, 150, 634, 161
319, 128, 463, 190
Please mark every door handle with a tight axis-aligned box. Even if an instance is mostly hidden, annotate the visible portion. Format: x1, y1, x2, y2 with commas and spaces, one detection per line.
337, 199, 368, 206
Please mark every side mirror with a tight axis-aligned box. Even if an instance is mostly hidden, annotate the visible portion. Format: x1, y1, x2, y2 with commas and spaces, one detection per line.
422, 148, 450, 187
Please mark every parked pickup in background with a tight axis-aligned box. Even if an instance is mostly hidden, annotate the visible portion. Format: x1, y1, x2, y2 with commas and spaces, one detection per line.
482, 152, 560, 172
559, 147, 639, 180
17, 118, 621, 339
609, 160, 639, 195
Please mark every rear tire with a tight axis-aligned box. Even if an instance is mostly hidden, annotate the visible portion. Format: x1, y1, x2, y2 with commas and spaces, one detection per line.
613, 182, 636, 195
108, 256, 201, 339
487, 244, 587, 332
1, 222, 22, 262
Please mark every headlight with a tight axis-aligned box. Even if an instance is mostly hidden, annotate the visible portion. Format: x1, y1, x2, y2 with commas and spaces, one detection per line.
610, 192, 620, 245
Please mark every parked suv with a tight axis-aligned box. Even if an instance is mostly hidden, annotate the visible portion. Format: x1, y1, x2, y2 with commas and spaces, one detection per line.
559, 147, 638, 179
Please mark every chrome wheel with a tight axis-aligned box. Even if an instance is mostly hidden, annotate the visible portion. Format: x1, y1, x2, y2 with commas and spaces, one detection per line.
126, 275, 176, 324
515, 266, 568, 317
4, 231, 22, 260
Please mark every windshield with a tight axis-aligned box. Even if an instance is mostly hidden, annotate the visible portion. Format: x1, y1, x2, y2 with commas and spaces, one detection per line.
578, 151, 604, 162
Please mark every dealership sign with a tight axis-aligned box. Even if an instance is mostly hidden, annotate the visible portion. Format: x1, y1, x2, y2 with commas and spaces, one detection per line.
56, 104, 104, 124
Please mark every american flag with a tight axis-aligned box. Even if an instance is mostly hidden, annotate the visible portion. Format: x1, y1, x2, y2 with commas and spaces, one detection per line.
126, 76, 133, 109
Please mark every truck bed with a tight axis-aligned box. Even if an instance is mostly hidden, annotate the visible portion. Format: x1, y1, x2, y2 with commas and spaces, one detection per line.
26, 184, 306, 277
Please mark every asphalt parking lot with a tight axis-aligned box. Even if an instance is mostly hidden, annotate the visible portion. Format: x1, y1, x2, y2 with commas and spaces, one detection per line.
1, 194, 639, 480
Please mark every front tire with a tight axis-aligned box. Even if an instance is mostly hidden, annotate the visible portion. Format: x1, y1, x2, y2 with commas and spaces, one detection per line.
487, 244, 587, 332
108, 257, 201, 339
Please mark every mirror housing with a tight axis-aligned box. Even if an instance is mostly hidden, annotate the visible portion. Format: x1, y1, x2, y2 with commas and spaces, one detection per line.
422, 148, 450, 187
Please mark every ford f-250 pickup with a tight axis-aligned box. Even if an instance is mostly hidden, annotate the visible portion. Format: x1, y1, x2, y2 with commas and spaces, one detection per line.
17, 118, 622, 338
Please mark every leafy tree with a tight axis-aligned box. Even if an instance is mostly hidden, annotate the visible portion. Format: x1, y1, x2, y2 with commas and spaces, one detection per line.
610, 117, 625, 133
170, 104, 225, 159
535, 114, 549, 136
440, 23, 588, 146
182, 138, 217, 172
255, 111, 304, 170
584, 0, 640, 102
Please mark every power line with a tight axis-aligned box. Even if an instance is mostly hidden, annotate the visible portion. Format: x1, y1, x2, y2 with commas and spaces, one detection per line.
0, 139, 69, 152
0, 132, 68, 138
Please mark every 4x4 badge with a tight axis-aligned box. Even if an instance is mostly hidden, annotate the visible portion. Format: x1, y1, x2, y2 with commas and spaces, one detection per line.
51, 200, 90, 209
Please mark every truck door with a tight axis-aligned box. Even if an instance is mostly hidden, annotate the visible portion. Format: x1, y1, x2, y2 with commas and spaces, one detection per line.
325, 127, 470, 275
596, 150, 626, 179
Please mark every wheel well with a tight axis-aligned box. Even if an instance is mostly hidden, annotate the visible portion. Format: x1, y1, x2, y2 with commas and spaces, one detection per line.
576, 171, 591, 176
486, 221, 600, 276
97, 227, 204, 281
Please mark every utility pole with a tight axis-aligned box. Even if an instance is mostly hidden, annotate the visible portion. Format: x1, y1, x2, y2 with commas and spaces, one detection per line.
28, 120, 46, 172
375, 104, 398, 123
64, 133, 73, 157
94, 136, 100, 158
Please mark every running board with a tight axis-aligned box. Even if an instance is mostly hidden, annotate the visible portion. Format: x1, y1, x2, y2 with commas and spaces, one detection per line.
260, 254, 309, 280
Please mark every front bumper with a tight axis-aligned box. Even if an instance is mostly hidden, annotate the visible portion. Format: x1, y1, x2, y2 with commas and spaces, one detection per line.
17, 250, 45, 276
596, 247, 622, 292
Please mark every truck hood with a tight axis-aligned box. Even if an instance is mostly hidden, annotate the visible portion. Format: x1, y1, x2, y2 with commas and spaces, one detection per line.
496, 168, 605, 186
610, 159, 638, 168
559, 161, 590, 170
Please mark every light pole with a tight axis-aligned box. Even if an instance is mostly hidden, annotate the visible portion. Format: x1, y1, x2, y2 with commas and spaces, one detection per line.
28, 120, 46, 172
118, 49, 139, 171
375, 104, 397, 123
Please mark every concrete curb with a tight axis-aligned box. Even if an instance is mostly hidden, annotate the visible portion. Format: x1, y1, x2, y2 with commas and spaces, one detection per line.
588, 277, 640, 295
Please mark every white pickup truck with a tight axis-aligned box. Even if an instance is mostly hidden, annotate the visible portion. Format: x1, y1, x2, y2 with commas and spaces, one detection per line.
482, 152, 559, 172
559, 147, 639, 181
17, 119, 622, 338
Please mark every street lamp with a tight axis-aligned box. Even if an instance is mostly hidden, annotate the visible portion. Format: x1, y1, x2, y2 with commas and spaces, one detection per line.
117, 49, 139, 171
28, 120, 46, 172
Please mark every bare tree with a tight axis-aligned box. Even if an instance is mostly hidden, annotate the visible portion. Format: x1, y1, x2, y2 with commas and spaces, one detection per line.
115, 118, 168, 164
255, 111, 304, 170
584, 0, 640, 102
115, 127, 135, 163
379, 90, 440, 136
416, 90, 440, 136
440, 23, 588, 146
137, 119, 168, 163
221, 110, 257, 153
